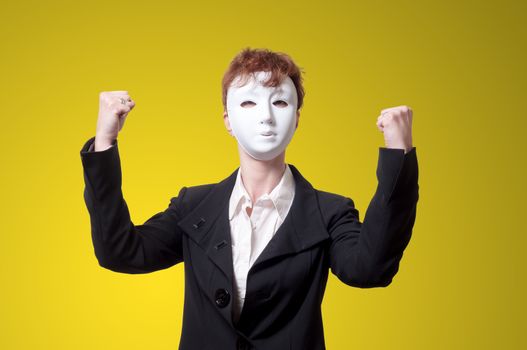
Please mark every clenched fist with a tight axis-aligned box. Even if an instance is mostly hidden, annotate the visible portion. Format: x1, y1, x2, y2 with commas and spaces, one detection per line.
376, 105, 413, 153
95, 91, 135, 151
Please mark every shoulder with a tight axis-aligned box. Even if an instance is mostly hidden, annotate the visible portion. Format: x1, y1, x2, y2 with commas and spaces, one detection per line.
314, 188, 353, 208
313, 188, 360, 228
174, 183, 216, 215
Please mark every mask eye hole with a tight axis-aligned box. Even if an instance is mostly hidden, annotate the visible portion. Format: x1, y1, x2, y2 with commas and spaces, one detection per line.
273, 100, 288, 108
241, 101, 256, 108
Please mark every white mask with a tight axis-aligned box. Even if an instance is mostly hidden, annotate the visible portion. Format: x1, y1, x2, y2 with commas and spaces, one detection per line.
226, 71, 299, 161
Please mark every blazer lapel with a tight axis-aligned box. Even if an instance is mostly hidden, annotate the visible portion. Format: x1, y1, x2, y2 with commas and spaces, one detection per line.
177, 163, 330, 325
177, 166, 239, 285
248, 164, 330, 273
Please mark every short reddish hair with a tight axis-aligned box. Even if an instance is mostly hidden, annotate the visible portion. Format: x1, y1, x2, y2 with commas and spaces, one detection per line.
222, 47, 305, 111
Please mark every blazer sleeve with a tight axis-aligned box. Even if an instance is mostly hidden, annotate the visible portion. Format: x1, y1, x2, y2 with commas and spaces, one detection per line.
328, 147, 419, 288
80, 136, 186, 274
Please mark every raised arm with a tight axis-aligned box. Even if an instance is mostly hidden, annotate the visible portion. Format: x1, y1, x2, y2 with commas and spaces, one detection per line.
329, 105, 419, 287
80, 91, 186, 274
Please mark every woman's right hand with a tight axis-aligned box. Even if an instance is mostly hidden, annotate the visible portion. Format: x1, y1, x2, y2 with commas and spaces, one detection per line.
95, 91, 135, 150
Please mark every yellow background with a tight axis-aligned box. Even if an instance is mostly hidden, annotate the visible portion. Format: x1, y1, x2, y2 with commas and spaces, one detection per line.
1, 0, 525, 348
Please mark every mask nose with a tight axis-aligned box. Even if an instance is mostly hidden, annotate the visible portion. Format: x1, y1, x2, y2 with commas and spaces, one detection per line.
259, 102, 274, 125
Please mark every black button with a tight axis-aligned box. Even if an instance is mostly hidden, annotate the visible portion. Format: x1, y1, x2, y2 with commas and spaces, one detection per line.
214, 288, 230, 308
237, 337, 251, 350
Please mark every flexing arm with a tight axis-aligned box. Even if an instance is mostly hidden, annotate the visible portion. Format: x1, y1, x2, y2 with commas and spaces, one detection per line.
80, 91, 185, 274
329, 105, 419, 287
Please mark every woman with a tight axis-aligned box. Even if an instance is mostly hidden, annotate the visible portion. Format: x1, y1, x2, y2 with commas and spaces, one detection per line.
80, 48, 419, 350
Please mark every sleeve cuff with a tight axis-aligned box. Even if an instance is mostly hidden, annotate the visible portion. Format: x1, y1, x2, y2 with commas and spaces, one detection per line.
80, 136, 121, 190
81, 136, 117, 153
376, 146, 418, 202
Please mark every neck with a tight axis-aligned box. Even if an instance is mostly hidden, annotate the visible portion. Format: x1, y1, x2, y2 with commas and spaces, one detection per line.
237, 144, 287, 204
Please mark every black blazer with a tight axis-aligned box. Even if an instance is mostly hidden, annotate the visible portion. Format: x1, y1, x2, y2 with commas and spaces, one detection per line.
80, 136, 419, 350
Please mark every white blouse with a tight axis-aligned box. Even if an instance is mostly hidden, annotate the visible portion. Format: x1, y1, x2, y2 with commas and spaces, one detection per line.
228, 164, 296, 323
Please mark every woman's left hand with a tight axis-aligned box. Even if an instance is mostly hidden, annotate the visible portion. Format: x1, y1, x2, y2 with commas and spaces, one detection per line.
376, 105, 414, 153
